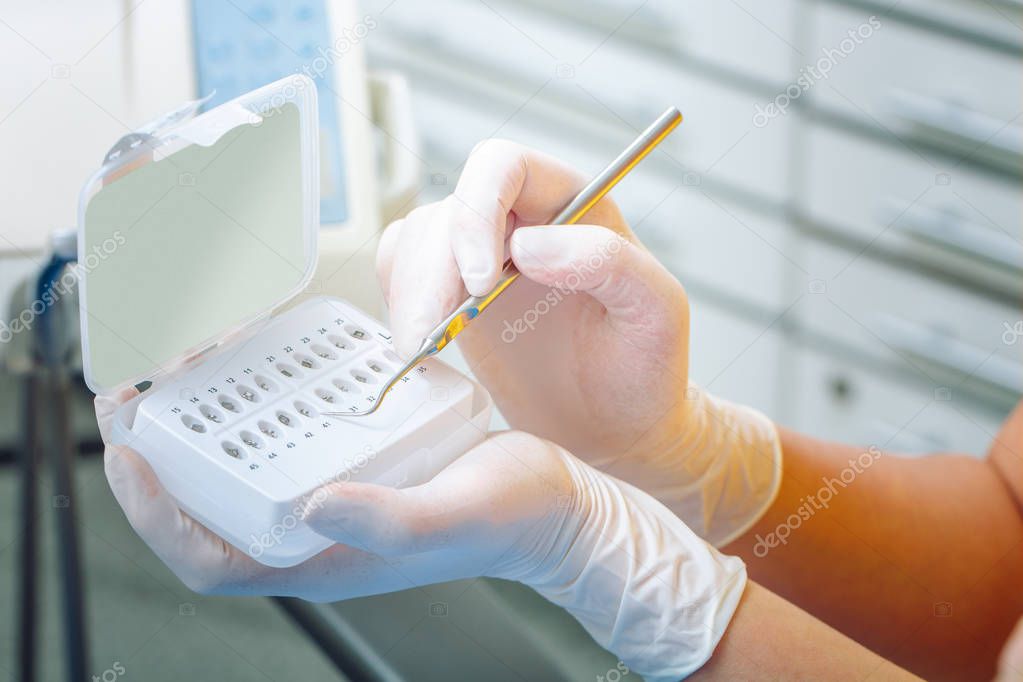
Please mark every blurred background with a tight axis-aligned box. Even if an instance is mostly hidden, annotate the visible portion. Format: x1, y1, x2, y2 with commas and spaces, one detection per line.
0, 1, 1020, 680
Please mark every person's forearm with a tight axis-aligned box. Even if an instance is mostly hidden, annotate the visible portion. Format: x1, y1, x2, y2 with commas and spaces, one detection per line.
722, 427, 1023, 680
693, 581, 920, 680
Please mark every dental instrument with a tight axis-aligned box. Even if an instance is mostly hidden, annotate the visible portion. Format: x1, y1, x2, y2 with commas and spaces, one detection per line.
325, 106, 683, 418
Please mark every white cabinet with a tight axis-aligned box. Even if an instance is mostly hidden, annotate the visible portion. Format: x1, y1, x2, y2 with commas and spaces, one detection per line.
581, 45, 793, 203
688, 299, 784, 417
799, 123, 1022, 293
372, 1, 793, 205
801, 125, 1020, 243
803, 2, 1023, 172
794, 240, 1022, 403
635, 177, 800, 313
514, 0, 802, 86
885, 0, 1023, 48
365, 0, 1022, 449
789, 343, 1007, 456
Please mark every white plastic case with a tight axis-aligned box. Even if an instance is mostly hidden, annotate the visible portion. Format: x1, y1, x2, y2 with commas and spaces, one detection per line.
79, 77, 492, 567
109, 296, 491, 566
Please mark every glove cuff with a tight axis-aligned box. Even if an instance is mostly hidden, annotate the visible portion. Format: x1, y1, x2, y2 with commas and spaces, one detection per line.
526, 455, 748, 680
649, 383, 783, 547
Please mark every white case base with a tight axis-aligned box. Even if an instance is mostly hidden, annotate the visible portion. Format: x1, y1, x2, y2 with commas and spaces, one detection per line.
109, 296, 492, 567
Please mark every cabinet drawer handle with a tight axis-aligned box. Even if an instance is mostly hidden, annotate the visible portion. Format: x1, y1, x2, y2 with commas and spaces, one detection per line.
875, 314, 1023, 395
881, 200, 1023, 272
888, 90, 1023, 167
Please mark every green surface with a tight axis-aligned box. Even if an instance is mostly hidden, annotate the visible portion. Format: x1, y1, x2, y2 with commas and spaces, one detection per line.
82, 103, 309, 391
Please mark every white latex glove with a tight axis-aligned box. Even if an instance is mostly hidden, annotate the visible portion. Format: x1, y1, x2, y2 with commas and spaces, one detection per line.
378, 140, 781, 545
97, 390, 745, 680
997, 617, 1023, 682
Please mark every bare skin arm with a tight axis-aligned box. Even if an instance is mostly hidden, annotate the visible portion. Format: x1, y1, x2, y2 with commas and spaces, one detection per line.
695, 581, 921, 681
721, 402, 1023, 680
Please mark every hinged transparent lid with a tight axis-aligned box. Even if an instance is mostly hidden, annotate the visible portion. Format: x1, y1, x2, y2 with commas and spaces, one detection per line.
78, 76, 320, 394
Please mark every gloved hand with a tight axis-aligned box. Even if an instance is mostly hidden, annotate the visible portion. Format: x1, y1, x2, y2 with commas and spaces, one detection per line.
97, 390, 745, 680
377, 140, 782, 545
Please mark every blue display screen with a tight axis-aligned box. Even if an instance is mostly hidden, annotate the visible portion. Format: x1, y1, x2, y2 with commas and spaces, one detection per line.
192, 0, 349, 225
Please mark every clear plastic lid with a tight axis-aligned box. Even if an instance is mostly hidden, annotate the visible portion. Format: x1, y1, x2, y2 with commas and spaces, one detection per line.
78, 76, 320, 394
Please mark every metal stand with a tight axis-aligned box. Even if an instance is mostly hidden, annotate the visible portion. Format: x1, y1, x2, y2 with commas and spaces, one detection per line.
17, 372, 41, 682
273, 598, 404, 682
50, 367, 89, 681
13, 252, 89, 682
